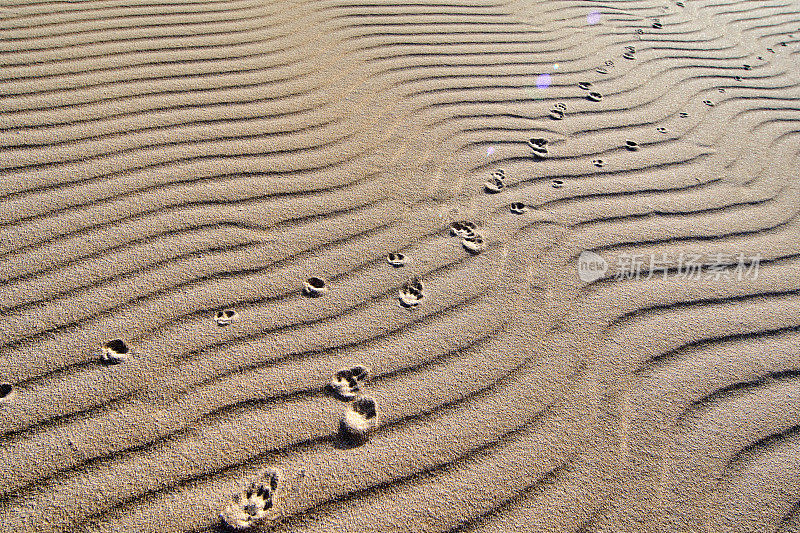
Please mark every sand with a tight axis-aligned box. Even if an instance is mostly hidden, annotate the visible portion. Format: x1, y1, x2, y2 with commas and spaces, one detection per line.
0, 0, 798, 531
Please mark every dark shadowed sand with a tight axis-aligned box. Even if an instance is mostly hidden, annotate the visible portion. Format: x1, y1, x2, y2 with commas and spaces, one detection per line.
1, 0, 799, 531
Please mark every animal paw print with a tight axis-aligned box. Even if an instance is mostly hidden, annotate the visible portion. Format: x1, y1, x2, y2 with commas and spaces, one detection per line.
676, 1, 684, 7
656, 127, 668, 133
679, 112, 689, 118
587, 91, 603, 102
596, 60, 614, 74
578, 81, 592, 90
549, 102, 566, 120
652, 20, 662, 29
622, 46, 636, 60
743, 64, 752, 70
510, 202, 527, 214
718, 88, 725, 93
387, 252, 407, 267
214, 309, 238, 327
484, 169, 506, 193
341, 396, 378, 443
331, 366, 370, 401
302, 277, 328, 297
450, 220, 477, 238
462, 232, 486, 254
398, 276, 424, 307
592, 159, 605, 168
625, 140, 639, 151
550, 179, 565, 189
220, 469, 283, 530
527, 137, 548, 157
703, 100, 714, 107
101, 339, 130, 364
0, 383, 14, 404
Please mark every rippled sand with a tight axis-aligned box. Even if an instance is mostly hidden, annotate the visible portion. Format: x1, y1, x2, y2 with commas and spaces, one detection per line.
1, 0, 799, 531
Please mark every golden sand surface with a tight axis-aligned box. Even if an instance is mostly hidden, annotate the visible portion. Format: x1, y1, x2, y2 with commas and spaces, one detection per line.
1, 0, 799, 531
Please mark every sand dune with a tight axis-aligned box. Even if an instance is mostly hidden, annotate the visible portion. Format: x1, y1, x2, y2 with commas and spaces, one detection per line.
1, 0, 799, 531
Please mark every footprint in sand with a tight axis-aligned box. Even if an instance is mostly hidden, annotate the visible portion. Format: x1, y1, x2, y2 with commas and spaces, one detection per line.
214, 309, 239, 327
510, 202, 527, 214
592, 159, 605, 168
302, 277, 328, 297
101, 339, 130, 364
341, 396, 378, 443
551, 179, 565, 189
387, 252, 407, 267
679, 112, 689, 118
399, 276, 425, 307
703, 100, 715, 107
484, 170, 506, 193
657, 127, 668, 133
450, 221, 477, 238
549, 103, 566, 120
596, 67, 609, 74
0, 383, 14, 404
578, 81, 592, 90
623, 52, 636, 60
462, 232, 487, 254
625, 140, 640, 151
743, 64, 752, 70
220, 468, 283, 530
527, 137, 548, 158
331, 366, 370, 400
652, 21, 662, 29
587, 91, 603, 102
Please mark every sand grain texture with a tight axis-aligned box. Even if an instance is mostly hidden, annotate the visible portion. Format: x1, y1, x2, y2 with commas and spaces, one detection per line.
1, 0, 799, 531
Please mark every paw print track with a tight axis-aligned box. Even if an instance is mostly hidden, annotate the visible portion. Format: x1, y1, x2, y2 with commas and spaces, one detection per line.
549, 103, 566, 120
331, 366, 370, 401
625, 140, 640, 151
399, 276, 425, 307
214, 309, 239, 327
527, 138, 548, 158
592, 159, 605, 168
484, 171, 506, 193
450, 221, 477, 238
587, 92, 603, 102
578, 81, 592, 90
101, 339, 130, 364
551, 179, 565, 189
510, 202, 527, 214
0, 383, 14, 404
462, 232, 486, 254
220, 468, 283, 530
387, 252, 407, 267
302, 277, 328, 297
341, 396, 378, 444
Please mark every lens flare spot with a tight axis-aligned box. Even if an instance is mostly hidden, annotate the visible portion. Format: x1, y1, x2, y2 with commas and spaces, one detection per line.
536, 73, 551, 89
587, 10, 601, 25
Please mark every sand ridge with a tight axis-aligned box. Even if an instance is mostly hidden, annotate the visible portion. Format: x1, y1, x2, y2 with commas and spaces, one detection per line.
1, 0, 799, 531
